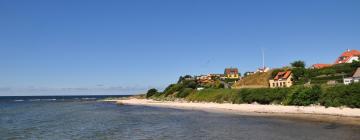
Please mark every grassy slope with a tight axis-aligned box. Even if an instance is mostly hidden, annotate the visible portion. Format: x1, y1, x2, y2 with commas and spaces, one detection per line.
233, 71, 272, 88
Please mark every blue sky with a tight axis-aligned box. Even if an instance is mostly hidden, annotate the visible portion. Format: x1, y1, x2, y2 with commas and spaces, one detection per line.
0, 0, 359, 95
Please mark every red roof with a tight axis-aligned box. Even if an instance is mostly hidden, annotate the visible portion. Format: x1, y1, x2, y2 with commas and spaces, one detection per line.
274, 71, 292, 80
335, 50, 360, 64
224, 68, 238, 75
312, 64, 333, 69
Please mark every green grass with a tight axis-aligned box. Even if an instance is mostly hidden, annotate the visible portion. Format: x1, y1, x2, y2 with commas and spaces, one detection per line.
149, 83, 360, 108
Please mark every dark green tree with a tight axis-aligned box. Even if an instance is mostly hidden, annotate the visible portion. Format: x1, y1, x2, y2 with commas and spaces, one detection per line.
291, 60, 306, 68
146, 88, 158, 98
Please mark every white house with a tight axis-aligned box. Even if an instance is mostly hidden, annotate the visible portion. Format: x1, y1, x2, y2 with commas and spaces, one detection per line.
344, 67, 360, 85
335, 49, 360, 64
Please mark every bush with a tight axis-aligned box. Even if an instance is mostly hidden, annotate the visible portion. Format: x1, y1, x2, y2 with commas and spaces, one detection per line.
146, 88, 158, 98
291, 60, 306, 68
177, 88, 194, 98
241, 88, 290, 104
163, 84, 183, 96
288, 85, 321, 106
320, 83, 360, 108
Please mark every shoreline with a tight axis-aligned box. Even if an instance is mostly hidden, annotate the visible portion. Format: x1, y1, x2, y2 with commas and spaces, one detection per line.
104, 98, 360, 125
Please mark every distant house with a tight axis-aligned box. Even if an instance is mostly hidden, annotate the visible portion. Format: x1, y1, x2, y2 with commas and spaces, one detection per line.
196, 75, 214, 85
269, 71, 293, 88
344, 67, 360, 85
243, 71, 255, 77
224, 68, 239, 79
311, 64, 333, 69
256, 67, 270, 73
312, 49, 360, 69
335, 49, 360, 64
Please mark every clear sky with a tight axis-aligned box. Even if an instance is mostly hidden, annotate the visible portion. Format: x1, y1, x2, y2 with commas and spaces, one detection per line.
0, 0, 359, 95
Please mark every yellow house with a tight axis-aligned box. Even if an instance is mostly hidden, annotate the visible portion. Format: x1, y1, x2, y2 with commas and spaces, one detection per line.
224, 68, 239, 79
269, 71, 293, 88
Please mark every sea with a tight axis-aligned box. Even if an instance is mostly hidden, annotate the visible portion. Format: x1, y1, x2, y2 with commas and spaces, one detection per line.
1, 95, 359, 140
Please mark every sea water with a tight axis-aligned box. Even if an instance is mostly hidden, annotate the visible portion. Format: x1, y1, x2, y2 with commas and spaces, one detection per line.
1, 96, 359, 140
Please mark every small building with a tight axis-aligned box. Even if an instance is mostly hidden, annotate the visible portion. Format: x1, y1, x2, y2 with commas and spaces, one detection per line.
312, 49, 359, 69
269, 71, 293, 88
344, 67, 360, 85
224, 68, 239, 79
311, 64, 333, 69
195, 75, 214, 85
335, 49, 360, 64
256, 67, 270, 73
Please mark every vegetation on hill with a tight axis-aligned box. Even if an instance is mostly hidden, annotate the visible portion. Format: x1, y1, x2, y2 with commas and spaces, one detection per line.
145, 61, 360, 108
232, 71, 272, 88
147, 83, 360, 108
273, 61, 360, 85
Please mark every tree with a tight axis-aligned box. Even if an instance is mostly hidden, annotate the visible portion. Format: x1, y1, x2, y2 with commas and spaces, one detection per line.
177, 75, 193, 83
243, 72, 252, 77
291, 60, 306, 68
146, 88, 158, 98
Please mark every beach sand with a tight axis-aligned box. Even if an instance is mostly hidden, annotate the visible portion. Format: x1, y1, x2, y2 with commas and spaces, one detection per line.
104, 98, 360, 125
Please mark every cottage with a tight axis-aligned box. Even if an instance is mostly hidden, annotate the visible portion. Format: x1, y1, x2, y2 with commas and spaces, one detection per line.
196, 75, 214, 84
344, 67, 360, 85
256, 67, 270, 73
312, 49, 360, 69
269, 71, 293, 88
311, 64, 333, 69
224, 68, 239, 79
335, 49, 360, 64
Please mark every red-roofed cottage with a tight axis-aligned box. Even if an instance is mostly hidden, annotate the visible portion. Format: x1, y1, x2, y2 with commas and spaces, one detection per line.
311, 64, 333, 69
224, 68, 239, 79
269, 71, 293, 88
312, 49, 360, 69
335, 49, 360, 64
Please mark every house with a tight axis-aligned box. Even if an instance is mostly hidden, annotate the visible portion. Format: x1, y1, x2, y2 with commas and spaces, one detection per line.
311, 64, 333, 69
224, 68, 239, 79
335, 49, 360, 64
344, 67, 360, 85
269, 71, 293, 88
195, 75, 214, 85
312, 49, 360, 69
256, 67, 270, 73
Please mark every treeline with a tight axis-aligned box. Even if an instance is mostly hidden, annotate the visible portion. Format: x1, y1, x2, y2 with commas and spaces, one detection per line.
147, 83, 360, 108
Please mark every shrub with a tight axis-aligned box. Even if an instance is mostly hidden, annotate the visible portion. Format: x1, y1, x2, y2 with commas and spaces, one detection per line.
288, 85, 321, 106
146, 88, 158, 98
177, 88, 194, 98
163, 84, 183, 96
291, 60, 306, 68
320, 83, 360, 108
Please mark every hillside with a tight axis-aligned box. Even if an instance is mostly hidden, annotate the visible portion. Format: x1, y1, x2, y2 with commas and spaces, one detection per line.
232, 71, 272, 89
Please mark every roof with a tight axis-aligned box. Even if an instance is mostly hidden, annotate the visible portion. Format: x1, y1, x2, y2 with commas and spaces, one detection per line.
335, 50, 360, 64
273, 71, 292, 80
353, 67, 360, 78
312, 64, 333, 69
224, 68, 238, 75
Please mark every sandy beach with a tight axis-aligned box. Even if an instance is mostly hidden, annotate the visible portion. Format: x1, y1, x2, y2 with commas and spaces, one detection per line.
105, 98, 360, 125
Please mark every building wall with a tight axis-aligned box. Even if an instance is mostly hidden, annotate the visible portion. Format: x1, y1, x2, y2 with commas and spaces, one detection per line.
344, 77, 360, 85
226, 73, 239, 79
346, 56, 359, 63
